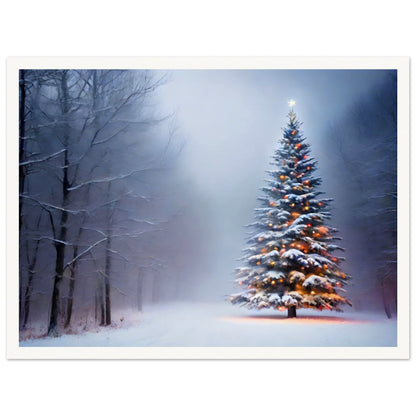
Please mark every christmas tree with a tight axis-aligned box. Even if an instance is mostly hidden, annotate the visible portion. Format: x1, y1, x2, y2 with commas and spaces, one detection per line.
229, 102, 352, 318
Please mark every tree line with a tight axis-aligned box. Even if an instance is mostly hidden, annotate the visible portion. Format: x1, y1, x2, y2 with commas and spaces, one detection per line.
325, 72, 397, 317
19, 69, 208, 336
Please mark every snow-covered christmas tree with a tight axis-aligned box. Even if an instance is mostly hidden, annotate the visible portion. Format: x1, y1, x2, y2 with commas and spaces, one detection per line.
229, 102, 352, 318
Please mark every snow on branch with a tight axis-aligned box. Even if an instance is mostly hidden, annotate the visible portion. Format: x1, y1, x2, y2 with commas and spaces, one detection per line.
65, 237, 108, 269
19, 149, 66, 166
67, 166, 162, 191
20, 194, 88, 215
28, 236, 73, 246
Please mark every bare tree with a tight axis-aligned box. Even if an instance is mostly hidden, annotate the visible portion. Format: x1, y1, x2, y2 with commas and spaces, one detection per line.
19, 69, 176, 336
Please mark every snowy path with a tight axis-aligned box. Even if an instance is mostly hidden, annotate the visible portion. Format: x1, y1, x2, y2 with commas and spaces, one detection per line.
20, 302, 397, 347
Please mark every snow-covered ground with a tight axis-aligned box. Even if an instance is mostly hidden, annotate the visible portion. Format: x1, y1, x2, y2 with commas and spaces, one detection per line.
20, 302, 396, 347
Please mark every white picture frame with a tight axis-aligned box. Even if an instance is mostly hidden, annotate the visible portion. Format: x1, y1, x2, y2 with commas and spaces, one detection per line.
6, 56, 410, 359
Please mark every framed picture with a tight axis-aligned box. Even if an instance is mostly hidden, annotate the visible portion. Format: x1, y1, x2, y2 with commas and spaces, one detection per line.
6, 57, 409, 359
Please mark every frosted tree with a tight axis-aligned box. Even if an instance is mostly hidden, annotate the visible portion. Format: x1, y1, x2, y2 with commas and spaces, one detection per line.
229, 104, 352, 317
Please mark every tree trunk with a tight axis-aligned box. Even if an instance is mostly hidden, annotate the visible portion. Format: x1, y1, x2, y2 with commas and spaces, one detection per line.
137, 270, 143, 312
48, 71, 70, 336
151, 275, 158, 304
104, 236, 112, 325
99, 281, 106, 326
22, 211, 42, 329
19, 69, 26, 233
287, 305, 297, 318
22, 271, 34, 329
64, 268, 76, 328
48, 223, 68, 335
381, 280, 392, 319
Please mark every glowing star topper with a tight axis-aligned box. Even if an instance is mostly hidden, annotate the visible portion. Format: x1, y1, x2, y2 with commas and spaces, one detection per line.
288, 99, 296, 107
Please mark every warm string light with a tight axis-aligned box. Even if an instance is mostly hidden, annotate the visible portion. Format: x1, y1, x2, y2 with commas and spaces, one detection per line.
317, 226, 328, 234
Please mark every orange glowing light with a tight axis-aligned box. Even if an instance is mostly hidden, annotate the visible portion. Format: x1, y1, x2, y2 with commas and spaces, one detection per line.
303, 206, 309, 211
317, 226, 328, 234
318, 202, 323, 206
256, 261, 261, 265
269, 201, 275, 206
307, 166, 311, 170
332, 257, 338, 262
323, 264, 328, 270
291, 130, 296, 135
279, 175, 285, 180
290, 203, 295, 207
311, 291, 315, 295
268, 223, 273, 227
295, 143, 301, 149
272, 187, 277, 192
258, 237, 263, 242
307, 223, 312, 227
238, 281, 243, 285
271, 280, 276, 285
278, 306, 285, 311
303, 155, 307, 160
279, 278, 284, 283
283, 195, 289, 199
291, 212, 300, 219
261, 248, 267, 253
303, 180, 310, 185
270, 261, 275, 266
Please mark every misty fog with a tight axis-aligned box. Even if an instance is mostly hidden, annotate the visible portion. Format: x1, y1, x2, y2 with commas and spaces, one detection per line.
19, 68, 397, 344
